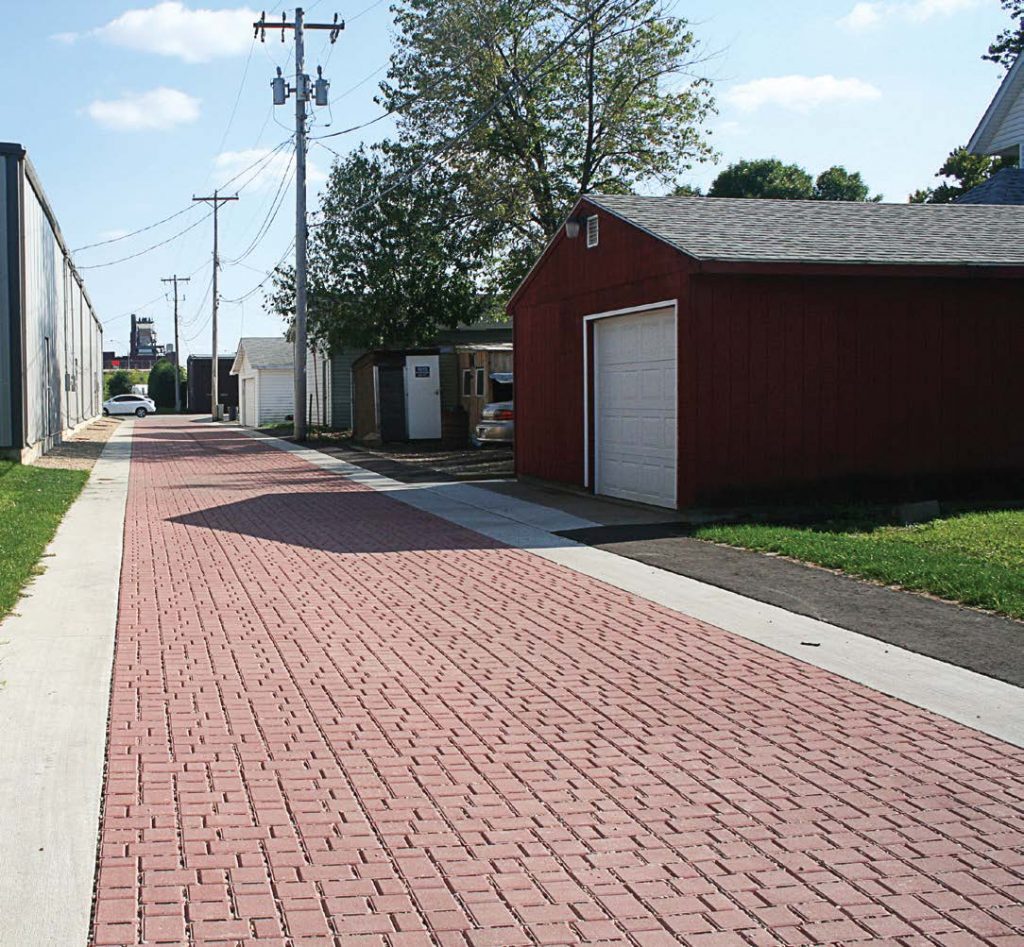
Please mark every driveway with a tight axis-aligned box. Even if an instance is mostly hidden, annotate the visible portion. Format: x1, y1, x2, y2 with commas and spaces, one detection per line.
92, 418, 1024, 946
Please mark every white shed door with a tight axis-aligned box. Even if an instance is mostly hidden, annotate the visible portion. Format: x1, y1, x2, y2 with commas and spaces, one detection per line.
242, 378, 256, 427
404, 355, 442, 439
595, 308, 677, 508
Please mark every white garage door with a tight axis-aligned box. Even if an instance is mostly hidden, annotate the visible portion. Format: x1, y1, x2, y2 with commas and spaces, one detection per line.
595, 308, 677, 508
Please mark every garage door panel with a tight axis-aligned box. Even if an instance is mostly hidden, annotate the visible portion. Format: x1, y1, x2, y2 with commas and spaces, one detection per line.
595, 308, 677, 509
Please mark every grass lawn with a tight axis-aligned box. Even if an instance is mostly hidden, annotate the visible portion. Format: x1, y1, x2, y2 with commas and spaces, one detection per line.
694, 508, 1024, 621
0, 460, 89, 620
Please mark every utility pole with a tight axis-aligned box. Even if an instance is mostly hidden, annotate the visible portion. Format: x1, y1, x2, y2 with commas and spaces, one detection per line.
192, 191, 238, 419
255, 8, 342, 440
161, 275, 190, 413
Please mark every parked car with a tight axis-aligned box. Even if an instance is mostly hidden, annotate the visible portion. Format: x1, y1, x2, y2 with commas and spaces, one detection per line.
103, 393, 157, 418
474, 400, 514, 445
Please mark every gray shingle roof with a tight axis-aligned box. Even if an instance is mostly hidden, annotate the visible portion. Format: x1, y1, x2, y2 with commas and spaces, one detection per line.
955, 168, 1024, 205
586, 193, 1024, 267
236, 337, 293, 370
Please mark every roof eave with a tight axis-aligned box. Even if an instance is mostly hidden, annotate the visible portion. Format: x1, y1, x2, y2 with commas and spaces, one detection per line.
968, 53, 1024, 155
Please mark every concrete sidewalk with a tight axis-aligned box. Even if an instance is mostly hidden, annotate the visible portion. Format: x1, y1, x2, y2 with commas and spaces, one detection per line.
90, 418, 1024, 947
0, 422, 132, 947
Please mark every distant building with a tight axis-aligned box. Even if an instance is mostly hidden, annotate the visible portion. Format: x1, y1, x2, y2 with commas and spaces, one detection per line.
1, 142, 103, 462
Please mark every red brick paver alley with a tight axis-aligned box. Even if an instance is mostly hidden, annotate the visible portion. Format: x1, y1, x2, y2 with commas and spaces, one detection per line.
91, 419, 1024, 946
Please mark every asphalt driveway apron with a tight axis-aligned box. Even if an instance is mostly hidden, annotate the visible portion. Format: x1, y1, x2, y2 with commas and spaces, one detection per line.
91, 418, 1024, 946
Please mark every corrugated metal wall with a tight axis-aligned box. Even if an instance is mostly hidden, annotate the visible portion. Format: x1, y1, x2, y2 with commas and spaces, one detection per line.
2, 146, 102, 458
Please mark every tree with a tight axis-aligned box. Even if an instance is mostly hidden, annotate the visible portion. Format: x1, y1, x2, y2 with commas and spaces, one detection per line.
813, 166, 880, 202
381, 0, 714, 292
985, 0, 1024, 69
909, 146, 1016, 203
268, 146, 492, 350
147, 360, 184, 411
709, 159, 813, 199
708, 159, 881, 202
106, 369, 134, 398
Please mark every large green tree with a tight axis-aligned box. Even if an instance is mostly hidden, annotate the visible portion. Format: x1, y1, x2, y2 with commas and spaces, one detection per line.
708, 159, 879, 201
985, 0, 1024, 69
909, 146, 1016, 204
380, 0, 714, 290
268, 147, 491, 350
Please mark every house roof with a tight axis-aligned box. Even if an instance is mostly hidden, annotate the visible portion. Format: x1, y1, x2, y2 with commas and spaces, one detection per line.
955, 167, 1024, 204
968, 53, 1024, 157
586, 193, 1024, 267
231, 337, 293, 374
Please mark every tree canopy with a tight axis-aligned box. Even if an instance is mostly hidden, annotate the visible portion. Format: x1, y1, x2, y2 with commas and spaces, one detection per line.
707, 159, 880, 201
268, 147, 492, 351
985, 0, 1024, 69
909, 146, 1016, 204
147, 360, 184, 410
381, 0, 714, 290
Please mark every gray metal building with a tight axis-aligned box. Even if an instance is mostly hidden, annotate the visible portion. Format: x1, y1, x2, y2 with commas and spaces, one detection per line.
1, 142, 103, 461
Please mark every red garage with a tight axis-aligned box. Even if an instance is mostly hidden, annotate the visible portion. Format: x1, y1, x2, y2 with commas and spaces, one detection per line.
509, 194, 1024, 509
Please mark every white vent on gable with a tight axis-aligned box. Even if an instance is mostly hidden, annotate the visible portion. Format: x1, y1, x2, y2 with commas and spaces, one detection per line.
586, 214, 599, 248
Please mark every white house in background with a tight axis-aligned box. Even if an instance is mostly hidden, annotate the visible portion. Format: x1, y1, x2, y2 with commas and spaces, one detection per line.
961, 53, 1024, 204
969, 53, 1024, 162
230, 338, 331, 428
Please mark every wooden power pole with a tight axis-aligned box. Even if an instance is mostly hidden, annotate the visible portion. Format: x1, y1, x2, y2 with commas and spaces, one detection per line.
192, 191, 238, 419
161, 274, 190, 413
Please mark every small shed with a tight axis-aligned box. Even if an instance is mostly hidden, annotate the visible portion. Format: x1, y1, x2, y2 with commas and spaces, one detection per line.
230, 338, 330, 428
456, 343, 513, 430
352, 349, 454, 443
185, 356, 238, 414
510, 194, 1024, 509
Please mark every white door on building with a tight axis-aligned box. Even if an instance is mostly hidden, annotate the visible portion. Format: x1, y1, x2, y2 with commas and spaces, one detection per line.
242, 378, 256, 427
404, 355, 442, 439
594, 308, 677, 508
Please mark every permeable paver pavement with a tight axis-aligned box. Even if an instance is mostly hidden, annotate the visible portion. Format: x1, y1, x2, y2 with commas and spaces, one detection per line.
91, 418, 1024, 946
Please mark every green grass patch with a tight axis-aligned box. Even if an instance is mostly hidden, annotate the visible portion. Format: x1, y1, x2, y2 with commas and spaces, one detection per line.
694, 508, 1024, 620
0, 461, 89, 620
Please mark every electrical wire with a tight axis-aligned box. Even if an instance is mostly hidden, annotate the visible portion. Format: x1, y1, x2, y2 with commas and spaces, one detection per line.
77, 211, 214, 270
215, 35, 257, 158
223, 237, 295, 304
225, 147, 296, 266
72, 204, 201, 253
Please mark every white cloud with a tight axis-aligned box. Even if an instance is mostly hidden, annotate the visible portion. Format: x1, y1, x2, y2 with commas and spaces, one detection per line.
51, 31, 79, 44
77, 2, 257, 63
724, 75, 882, 113
85, 88, 201, 131
839, 0, 983, 31
213, 148, 326, 191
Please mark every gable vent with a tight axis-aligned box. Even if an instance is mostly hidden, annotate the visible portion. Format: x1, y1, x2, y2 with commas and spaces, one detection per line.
586, 214, 599, 248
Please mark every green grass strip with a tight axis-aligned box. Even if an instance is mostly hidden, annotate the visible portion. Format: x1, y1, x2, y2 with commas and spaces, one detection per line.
694, 509, 1024, 621
0, 461, 89, 620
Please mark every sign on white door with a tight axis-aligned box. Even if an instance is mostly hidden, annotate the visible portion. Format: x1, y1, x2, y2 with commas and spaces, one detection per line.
404, 355, 442, 439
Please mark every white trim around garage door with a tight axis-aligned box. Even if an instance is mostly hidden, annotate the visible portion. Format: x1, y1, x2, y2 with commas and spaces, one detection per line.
582, 299, 679, 492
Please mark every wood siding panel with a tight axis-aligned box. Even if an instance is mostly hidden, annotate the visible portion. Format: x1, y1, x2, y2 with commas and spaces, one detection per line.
688, 274, 1024, 503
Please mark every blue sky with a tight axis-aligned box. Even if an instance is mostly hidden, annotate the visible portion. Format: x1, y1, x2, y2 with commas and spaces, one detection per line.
1, 0, 1010, 359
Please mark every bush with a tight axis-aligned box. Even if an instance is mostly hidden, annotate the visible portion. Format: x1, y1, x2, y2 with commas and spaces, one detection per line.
147, 360, 185, 410
106, 369, 134, 398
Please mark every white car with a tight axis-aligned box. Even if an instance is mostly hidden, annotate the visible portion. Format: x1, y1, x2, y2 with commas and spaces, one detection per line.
103, 393, 157, 417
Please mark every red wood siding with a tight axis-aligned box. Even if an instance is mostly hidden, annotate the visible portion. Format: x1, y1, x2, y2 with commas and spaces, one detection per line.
684, 274, 1024, 504
512, 204, 689, 486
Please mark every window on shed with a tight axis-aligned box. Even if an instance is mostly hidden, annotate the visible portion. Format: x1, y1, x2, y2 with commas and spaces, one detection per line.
475, 367, 485, 397
586, 214, 599, 248
462, 369, 473, 396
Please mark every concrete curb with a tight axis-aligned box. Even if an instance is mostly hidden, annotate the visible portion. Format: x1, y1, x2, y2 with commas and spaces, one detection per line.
0, 421, 133, 947
248, 430, 1024, 750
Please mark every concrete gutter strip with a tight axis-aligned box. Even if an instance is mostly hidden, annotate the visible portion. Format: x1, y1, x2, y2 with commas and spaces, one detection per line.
0, 422, 132, 947
251, 432, 1024, 750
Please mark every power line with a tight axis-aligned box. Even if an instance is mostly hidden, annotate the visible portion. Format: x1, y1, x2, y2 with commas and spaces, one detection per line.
72, 204, 201, 253
77, 211, 214, 270
225, 146, 296, 266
